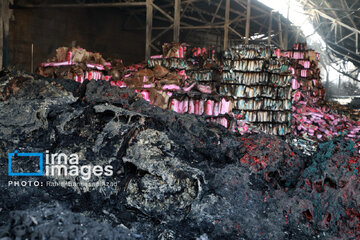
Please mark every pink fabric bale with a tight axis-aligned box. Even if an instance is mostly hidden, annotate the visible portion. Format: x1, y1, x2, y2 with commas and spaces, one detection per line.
205, 100, 214, 116
162, 84, 181, 91
169, 99, 180, 113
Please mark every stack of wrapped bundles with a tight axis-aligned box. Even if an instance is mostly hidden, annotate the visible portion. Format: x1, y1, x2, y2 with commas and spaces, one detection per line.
186, 45, 220, 89
38, 47, 114, 83
286, 43, 360, 149
145, 43, 246, 132
221, 45, 293, 136
148, 42, 188, 70
281, 43, 325, 104
148, 43, 220, 88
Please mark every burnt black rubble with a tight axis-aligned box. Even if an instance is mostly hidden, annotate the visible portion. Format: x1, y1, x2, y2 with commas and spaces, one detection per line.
0, 69, 359, 240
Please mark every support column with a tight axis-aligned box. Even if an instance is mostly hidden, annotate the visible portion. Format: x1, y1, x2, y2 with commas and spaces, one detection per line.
245, 0, 251, 44
267, 10, 273, 45
356, 32, 359, 54
284, 26, 288, 49
0, 0, 4, 69
284, 0, 289, 49
145, 0, 153, 61
223, 0, 230, 50
1, 0, 10, 69
278, 15, 283, 49
173, 0, 180, 42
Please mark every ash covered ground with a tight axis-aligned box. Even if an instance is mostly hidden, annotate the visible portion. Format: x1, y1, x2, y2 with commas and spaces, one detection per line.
0, 69, 359, 240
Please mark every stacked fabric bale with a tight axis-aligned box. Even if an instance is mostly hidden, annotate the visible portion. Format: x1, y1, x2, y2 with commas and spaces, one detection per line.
146, 42, 240, 132
221, 45, 293, 136
287, 43, 360, 149
282, 43, 324, 104
148, 42, 220, 87
186, 45, 219, 89
38, 47, 114, 83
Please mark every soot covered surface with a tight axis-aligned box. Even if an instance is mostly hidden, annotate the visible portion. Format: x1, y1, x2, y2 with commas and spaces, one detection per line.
0, 69, 359, 240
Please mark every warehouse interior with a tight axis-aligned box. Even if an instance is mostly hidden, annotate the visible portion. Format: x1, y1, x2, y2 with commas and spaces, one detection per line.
1, 0, 360, 239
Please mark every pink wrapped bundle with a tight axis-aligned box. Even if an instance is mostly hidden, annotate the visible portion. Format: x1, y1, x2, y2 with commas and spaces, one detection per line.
178, 70, 188, 80
234, 120, 249, 134
282, 51, 291, 58
104, 62, 112, 68
289, 67, 296, 75
116, 81, 126, 88
183, 82, 196, 92
202, 47, 207, 56
292, 79, 301, 90
85, 71, 102, 81
178, 100, 184, 113
162, 84, 181, 91
150, 55, 163, 59
74, 73, 84, 83
214, 102, 220, 116
66, 50, 73, 63
219, 117, 229, 128
102, 75, 112, 81
199, 100, 205, 115
143, 83, 155, 88
237, 125, 248, 134
304, 61, 310, 68
293, 52, 305, 59
188, 99, 195, 114
40, 61, 74, 67
167, 92, 173, 97
194, 100, 200, 115
220, 98, 231, 115
86, 63, 105, 70
301, 69, 308, 77
176, 45, 186, 58
196, 48, 202, 56
275, 49, 281, 58
293, 92, 302, 102
205, 100, 214, 116
169, 99, 180, 112
140, 91, 151, 102
303, 123, 318, 131
182, 97, 189, 113
197, 84, 212, 94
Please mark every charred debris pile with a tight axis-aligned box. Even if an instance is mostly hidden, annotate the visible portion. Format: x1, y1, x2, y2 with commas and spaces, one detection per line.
0, 42, 359, 239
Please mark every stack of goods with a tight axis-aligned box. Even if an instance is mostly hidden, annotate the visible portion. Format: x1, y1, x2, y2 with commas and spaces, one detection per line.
114, 63, 236, 130
220, 45, 293, 136
146, 43, 242, 132
148, 43, 220, 87
291, 100, 360, 145
148, 42, 188, 70
38, 47, 114, 83
186, 46, 219, 89
283, 43, 325, 104
287, 43, 360, 148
